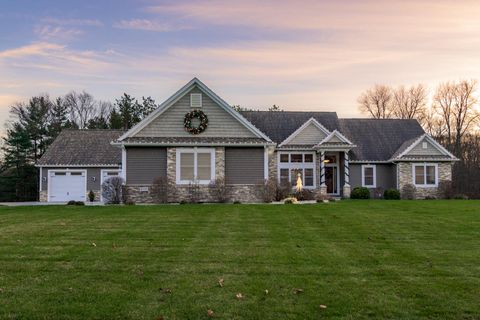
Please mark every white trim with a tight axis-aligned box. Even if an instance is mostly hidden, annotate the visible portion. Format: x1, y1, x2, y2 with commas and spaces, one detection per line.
118, 78, 272, 142
361, 164, 377, 188
47, 169, 87, 203
264, 146, 269, 181
39, 166, 42, 192
175, 147, 216, 185
121, 146, 127, 181
279, 118, 331, 147
36, 164, 121, 168
393, 134, 457, 160
113, 142, 275, 147
412, 163, 439, 187
100, 169, 122, 202
277, 151, 316, 189
317, 130, 355, 146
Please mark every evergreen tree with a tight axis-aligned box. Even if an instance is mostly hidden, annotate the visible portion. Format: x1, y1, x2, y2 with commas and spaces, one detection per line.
108, 109, 123, 129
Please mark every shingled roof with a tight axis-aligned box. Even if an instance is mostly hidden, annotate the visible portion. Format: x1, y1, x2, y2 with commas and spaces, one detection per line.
37, 130, 124, 166
240, 111, 340, 144
339, 119, 425, 161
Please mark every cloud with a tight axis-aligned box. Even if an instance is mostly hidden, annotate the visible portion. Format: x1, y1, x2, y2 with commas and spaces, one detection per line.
34, 25, 83, 41
0, 42, 64, 58
41, 17, 103, 27
113, 19, 189, 32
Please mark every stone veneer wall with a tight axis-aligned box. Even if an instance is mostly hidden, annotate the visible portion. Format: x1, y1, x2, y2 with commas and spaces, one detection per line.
124, 147, 264, 203
397, 162, 452, 199
39, 190, 102, 202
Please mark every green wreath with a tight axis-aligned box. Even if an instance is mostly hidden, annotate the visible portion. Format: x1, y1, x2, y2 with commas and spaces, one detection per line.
184, 109, 208, 135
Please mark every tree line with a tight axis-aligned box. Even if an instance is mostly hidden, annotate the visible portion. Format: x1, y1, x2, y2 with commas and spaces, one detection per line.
0, 92, 158, 201
358, 79, 480, 198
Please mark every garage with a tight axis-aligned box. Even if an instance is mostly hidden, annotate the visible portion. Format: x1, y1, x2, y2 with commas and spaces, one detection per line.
48, 170, 86, 202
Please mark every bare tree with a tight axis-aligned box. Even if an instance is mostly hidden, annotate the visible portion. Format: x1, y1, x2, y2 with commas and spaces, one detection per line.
392, 84, 427, 121
64, 91, 96, 129
357, 84, 393, 119
433, 79, 479, 156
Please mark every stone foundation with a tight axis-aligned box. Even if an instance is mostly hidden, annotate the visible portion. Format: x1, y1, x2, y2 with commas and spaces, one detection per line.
398, 162, 452, 199
342, 184, 351, 198
124, 184, 262, 203
39, 190, 48, 202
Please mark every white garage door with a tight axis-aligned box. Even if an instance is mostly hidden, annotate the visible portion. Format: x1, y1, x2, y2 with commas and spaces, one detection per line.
48, 171, 86, 202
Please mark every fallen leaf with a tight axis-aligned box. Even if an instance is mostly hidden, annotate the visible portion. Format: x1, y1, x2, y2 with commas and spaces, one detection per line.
207, 309, 214, 317
320, 304, 327, 309
218, 278, 224, 287
91, 242, 96, 247
236, 293, 244, 300
293, 288, 303, 294
155, 316, 165, 320
265, 289, 269, 295
0, 288, 4, 293
162, 288, 172, 294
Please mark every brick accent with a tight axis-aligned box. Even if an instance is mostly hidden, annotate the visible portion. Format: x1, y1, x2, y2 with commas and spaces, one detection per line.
397, 162, 452, 199
39, 190, 48, 202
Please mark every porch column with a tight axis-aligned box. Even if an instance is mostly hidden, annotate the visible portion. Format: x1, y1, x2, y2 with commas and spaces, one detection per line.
343, 151, 351, 198
319, 151, 327, 195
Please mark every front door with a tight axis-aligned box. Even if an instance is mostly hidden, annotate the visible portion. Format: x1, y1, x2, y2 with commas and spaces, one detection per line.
325, 166, 338, 194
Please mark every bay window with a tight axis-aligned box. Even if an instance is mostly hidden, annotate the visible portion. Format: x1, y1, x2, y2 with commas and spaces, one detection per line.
277, 152, 315, 188
176, 148, 215, 184
413, 164, 437, 186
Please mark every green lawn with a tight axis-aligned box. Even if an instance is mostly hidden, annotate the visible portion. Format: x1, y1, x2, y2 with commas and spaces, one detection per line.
0, 201, 479, 319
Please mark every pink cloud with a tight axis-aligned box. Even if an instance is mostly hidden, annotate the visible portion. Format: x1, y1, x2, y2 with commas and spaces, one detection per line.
113, 19, 189, 32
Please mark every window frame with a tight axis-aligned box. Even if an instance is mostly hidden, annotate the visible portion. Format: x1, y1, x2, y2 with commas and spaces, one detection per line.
412, 163, 438, 187
361, 164, 377, 188
277, 151, 316, 189
176, 148, 215, 184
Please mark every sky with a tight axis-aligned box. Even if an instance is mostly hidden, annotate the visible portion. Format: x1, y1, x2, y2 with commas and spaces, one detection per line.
1, 0, 480, 134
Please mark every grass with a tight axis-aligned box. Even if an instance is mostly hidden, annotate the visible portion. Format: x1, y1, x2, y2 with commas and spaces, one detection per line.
0, 200, 479, 319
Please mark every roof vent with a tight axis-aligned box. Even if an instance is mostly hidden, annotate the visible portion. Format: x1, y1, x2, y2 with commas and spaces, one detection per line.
422, 142, 428, 149
190, 93, 202, 108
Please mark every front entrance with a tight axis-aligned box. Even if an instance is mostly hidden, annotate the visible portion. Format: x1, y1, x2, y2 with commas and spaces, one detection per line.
325, 166, 339, 194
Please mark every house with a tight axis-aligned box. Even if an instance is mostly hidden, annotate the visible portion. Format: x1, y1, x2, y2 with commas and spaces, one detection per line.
37, 78, 458, 203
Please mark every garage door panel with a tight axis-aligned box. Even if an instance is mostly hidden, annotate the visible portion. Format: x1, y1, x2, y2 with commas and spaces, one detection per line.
49, 171, 86, 202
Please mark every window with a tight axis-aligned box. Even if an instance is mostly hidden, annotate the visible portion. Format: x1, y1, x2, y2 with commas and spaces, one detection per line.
362, 165, 376, 188
176, 148, 214, 184
413, 164, 437, 186
277, 152, 315, 188
190, 93, 202, 108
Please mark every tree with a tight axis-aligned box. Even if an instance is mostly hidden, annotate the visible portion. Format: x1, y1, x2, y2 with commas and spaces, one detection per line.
432, 80, 479, 157
47, 97, 71, 142
357, 84, 393, 119
64, 90, 96, 129
268, 104, 283, 111
109, 108, 123, 129
138, 96, 157, 118
116, 93, 139, 130
392, 84, 427, 121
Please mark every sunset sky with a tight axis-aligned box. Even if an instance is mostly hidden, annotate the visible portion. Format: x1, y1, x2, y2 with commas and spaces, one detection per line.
1, 0, 480, 133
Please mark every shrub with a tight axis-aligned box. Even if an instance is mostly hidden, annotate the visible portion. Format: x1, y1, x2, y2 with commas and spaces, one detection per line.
438, 180, 454, 199
276, 180, 292, 201
179, 200, 188, 205
401, 184, 416, 200
102, 176, 124, 204
125, 200, 136, 205
257, 179, 277, 203
187, 181, 201, 203
67, 200, 76, 205
233, 200, 241, 204
384, 188, 400, 200
453, 194, 469, 200
351, 187, 370, 199
424, 195, 436, 200
295, 189, 314, 201
88, 190, 95, 202
150, 176, 171, 203
373, 187, 384, 199
284, 197, 298, 204
209, 178, 229, 203
75, 201, 85, 206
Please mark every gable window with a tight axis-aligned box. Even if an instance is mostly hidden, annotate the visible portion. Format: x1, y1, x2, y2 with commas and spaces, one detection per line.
413, 164, 437, 187
176, 148, 215, 184
190, 93, 202, 108
277, 152, 315, 188
361, 165, 376, 188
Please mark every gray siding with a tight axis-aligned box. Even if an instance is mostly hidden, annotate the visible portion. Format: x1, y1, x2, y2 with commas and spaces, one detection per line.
225, 148, 264, 185
405, 137, 443, 156
135, 87, 257, 138
126, 147, 167, 185
350, 164, 396, 190
287, 122, 327, 145
40, 167, 118, 191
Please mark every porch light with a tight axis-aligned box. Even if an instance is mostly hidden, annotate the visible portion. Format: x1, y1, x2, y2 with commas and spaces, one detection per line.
323, 159, 330, 163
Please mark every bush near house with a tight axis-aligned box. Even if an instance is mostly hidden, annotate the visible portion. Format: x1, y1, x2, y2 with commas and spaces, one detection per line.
350, 187, 370, 199
384, 188, 401, 200
401, 184, 417, 200
102, 176, 124, 204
